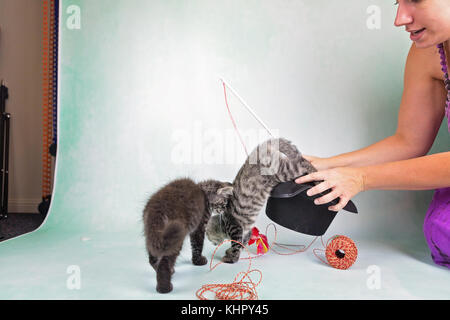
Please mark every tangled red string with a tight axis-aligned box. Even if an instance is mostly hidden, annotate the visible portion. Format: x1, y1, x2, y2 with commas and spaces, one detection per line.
196, 225, 358, 300
196, 239, 262, 300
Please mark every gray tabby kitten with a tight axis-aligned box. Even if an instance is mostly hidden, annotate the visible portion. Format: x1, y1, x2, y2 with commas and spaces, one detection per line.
143, 178, 232, 293
205, 138, 317, 263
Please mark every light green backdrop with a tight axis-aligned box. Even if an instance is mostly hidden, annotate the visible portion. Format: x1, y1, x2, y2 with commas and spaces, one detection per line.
0, 0, 448, 299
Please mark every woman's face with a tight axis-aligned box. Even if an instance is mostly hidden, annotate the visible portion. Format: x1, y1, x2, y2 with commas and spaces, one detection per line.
394, 0, 450, 48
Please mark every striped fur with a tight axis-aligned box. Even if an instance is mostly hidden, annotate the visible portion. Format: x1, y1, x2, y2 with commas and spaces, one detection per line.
206, 138, 317, 263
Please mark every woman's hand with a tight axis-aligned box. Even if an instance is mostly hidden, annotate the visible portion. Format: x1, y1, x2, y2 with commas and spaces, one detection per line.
295, 167, 366, 212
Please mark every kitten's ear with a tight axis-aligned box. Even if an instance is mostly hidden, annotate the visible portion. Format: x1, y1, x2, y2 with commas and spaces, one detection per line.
217, 186, 233, 197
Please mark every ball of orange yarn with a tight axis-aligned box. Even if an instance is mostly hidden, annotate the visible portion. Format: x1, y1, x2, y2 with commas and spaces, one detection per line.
325, 235, 357, 270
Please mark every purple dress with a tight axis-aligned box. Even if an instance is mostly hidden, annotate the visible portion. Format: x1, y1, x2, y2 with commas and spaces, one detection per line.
423, 44, 450, 269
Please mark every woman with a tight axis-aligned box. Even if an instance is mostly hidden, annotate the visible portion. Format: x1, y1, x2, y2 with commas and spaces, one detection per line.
295, 0, 450, 268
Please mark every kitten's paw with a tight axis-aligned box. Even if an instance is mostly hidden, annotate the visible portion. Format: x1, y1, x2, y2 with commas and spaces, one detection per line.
192, 255, 208, 266
156, 282, 173, 294
221, 255, 239, 264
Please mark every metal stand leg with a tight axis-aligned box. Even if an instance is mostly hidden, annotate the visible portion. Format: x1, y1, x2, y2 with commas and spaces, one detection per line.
0, 81, 9, 240
2, 113, 10, 218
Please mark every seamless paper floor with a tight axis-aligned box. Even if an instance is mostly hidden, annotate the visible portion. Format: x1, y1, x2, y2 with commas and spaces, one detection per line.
1, 218, 449, 299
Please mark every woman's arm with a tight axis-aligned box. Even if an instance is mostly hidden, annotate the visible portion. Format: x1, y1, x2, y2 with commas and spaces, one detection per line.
295, 152, 450, 212
321, 134, 422, 168
309, 43, 446, 171
361, 151, 450, 191
297, 43, 449, 211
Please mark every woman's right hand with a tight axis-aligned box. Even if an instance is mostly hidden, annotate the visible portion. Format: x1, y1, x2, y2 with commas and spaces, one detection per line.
302, 155, 334, 171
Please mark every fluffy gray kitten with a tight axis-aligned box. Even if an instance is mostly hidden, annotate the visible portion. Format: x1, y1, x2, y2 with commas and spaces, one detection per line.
143, 178, 231, 293
205, 138, 317, 263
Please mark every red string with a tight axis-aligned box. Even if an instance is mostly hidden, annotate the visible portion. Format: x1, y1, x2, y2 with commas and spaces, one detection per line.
196, 239, 262, 300
196, 225, 357, 300
317, 235, 358, 270
264, 224, 357, 269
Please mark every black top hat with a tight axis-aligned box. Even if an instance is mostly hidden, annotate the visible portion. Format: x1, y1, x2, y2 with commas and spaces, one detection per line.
266, 181, 358, 236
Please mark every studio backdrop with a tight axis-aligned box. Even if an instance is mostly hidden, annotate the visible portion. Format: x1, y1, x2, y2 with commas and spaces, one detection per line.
0, 0, 449, 299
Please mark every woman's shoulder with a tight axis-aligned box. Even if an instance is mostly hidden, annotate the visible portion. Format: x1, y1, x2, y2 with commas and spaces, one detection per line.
407, 42, 445, 81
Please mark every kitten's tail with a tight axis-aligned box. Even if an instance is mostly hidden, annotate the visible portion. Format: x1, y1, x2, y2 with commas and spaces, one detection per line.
148, 221, 186, 257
